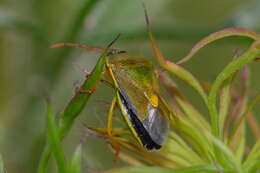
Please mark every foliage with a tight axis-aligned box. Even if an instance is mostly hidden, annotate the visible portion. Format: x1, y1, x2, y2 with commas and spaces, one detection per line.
1, 1, 260, 173
37, 19, 260, 173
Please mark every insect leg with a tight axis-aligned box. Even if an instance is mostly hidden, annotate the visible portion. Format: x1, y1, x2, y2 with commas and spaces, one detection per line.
79, 88, 96, 94
107, 95, 122, 162
107, 95, 117, 136
50, 43, 104, 54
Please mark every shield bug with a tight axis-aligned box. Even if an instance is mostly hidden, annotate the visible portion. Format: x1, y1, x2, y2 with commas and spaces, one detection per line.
106, 54, 171, 150
50, 7, 173, 150
50, 42, 172, 150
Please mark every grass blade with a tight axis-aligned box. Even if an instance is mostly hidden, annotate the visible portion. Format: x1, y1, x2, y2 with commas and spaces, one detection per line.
108, 165, 221, 173
207, 133, 242, 172
143, 7, 208, 105
218, 76, 233, 139
243, 140, 260, 169
172, 120, 213, 162
165, 132, 205, 165
159, 72, 210, 130
208, 40, 260, 138
0, 154, 4, 173
230, 93, 260, 140
38, 36, 117, 173
247, 112, 260, 139
177, 28, 260, 64
46, 104, 68, 173
70, 145, 82, 173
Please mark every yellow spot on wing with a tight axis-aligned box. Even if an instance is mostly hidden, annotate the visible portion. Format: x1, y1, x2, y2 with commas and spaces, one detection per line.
150, 94, 158, 107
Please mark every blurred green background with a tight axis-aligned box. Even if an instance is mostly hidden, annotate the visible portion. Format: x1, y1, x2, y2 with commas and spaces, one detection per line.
0, 0, 260, 172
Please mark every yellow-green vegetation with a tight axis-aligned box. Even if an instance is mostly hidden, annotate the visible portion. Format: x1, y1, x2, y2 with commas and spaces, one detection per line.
37, 8, 260, 173
1, 1, 260, 173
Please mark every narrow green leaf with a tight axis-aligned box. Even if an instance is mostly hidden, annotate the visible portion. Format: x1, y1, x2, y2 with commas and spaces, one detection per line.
144, 6, 208, 105
59, 45, 108, 138
116, 151, 147, 167
159, 72, 210, 130
234, 126, 245, 163
226, 67, 249, 161
172, 120, 213, 162
108, 165, 222, 173
207, 133, 242, 172
166, 132, 205, 165
208, 40, 260, 138
70, 145, 82, 173
38, 36, 115, 173
0, 154, 4, 173
244, 159, 260, 173
47, 104, 68, 173
218, 76, 233, 138
243, 140, 260, 169
177, 28, 260, 64
38, 145, 51, 173
230, 93, 260, 140
176, 97, 210, 130
163, 62, 208, 106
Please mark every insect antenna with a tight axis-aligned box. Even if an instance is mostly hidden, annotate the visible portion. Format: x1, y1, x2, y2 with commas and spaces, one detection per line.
50, 43, 104, 54
50, 41, 126, 56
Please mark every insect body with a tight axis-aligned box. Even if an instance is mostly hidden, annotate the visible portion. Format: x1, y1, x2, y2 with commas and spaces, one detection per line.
107, 55, 170, 150
50, 6, 172, 150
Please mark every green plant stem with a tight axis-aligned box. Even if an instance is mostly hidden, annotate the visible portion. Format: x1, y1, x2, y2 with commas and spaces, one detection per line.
218, 73, 236, 140
229, 93, 260, 141
70, 145, 82, 173
208, 40, 260, 138
37, 45, 109, 173
108, 165, 223, 173
38, 1, 101, 171
47, 105, 68, 173
177, 27, 260, 64
206, 40, 260, 170
0, 154, 4, 173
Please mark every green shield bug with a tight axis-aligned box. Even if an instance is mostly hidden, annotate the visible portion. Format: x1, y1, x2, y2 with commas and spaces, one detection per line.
50, 7, 173, 150
106, 54, 171, 150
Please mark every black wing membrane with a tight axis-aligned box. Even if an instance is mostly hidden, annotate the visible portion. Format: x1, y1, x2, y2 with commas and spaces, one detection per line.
119, 92, 162, 150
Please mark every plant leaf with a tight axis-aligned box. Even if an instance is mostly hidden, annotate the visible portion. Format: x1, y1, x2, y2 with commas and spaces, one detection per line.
230, 93, 260, 140
144, 6, 208, 105
159, 72, 210, 130
38, 36, 116, 173
243, 140, 260, 169
0, 154, 4, 173
218, 74, 234, 139
172, 120, 213, 162
208, 40, 260, 138
206, 133, 242, 172
107, 165, 222, 173
46, 104, 68, 173
177, 28, 260, 64
165, 132, 205, 166
70, 145, 82, 173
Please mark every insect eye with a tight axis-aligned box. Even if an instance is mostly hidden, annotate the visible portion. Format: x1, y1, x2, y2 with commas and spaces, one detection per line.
108, 49, 127, 56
